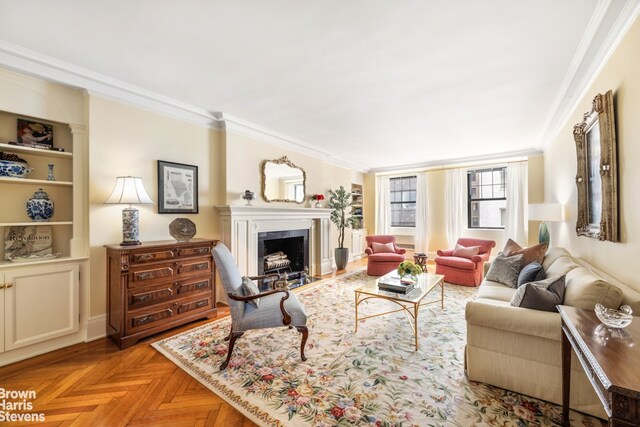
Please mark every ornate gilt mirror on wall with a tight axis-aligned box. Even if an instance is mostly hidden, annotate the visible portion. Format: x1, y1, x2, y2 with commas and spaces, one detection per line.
573, 90, 618, 242
262, 156, 306, 204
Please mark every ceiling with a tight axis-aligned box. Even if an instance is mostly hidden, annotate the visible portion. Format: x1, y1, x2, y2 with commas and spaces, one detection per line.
0, 1, 638, 171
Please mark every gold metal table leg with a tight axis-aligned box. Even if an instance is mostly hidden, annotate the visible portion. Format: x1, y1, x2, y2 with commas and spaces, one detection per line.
413, 303, 419, 350
354, 291, 359, 332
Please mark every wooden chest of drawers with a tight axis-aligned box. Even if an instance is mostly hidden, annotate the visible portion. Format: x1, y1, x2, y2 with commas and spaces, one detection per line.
105, 239, 217, 349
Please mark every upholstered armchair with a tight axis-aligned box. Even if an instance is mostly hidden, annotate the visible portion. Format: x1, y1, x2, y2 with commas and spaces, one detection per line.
434, 238, 496, 286
212, 243, 308, 370
365, 235, 406, 276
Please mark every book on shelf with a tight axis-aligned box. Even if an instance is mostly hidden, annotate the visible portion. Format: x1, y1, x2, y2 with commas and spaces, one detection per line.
4, 225, 52, 261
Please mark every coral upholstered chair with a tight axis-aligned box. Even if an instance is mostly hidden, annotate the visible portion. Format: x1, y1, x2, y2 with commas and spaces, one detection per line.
434, 238, 496, 286
365, 235, 406, 276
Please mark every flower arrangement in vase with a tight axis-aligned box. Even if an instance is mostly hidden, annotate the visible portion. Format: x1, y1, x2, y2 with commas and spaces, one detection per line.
311, 194, 325, 208
397, 261, 423, 284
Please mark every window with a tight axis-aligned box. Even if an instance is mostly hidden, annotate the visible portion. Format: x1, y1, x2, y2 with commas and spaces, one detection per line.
390, 176, 416, 227
468, 167, 506, 229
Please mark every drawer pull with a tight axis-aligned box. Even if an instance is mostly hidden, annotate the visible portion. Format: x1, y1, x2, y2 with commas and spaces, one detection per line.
196, 264, 207, 270
136, 272, 152, 280
138, 254, 154, 260
134, 294, 152, 303
195, 282, 208, 289
196, 301, 207, 308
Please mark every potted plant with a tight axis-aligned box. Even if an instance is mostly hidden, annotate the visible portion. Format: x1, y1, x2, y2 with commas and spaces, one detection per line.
327, 185, 356, 270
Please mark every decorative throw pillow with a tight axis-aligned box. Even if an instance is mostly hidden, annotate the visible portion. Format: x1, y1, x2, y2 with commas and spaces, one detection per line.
241, 276, 261, 307
372, 242, 396, 253
517, 262, 546, 288
503, 239, 548, 266
510, 275, 566, 312
485, 253, 523, 288
453, 244, 480, 259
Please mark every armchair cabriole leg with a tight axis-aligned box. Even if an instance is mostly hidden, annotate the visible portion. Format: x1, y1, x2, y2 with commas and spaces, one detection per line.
224, 326, 232, 341
296, 326, 309, 361
220, 331, 243, 370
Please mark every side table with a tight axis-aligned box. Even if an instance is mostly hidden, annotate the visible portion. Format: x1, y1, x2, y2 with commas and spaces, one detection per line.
558, 305, 640, 426
413, 253, 428, 271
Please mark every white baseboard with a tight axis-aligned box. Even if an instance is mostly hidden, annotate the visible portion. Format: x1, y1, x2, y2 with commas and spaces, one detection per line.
85, 315, 107, 342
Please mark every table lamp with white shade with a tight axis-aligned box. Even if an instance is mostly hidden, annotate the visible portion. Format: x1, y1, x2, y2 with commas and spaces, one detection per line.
528, 203, 564, 245
104, 176, 154, 246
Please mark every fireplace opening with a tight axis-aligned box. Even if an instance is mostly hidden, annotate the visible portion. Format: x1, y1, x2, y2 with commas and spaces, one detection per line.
257, 229, 318, 291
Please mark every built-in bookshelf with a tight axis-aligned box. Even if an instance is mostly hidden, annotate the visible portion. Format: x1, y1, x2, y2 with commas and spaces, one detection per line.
350, 183, 364, 230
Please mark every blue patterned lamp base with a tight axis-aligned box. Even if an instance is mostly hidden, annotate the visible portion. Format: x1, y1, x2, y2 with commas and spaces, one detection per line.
121, 207, 141, 246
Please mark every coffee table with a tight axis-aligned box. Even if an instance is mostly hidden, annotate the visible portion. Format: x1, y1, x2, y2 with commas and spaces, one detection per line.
354, 272, 445, 350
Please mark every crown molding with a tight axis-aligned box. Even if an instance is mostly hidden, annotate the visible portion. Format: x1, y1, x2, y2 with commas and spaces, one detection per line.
220, 113, 370, 173
0, 40, 223, 130
369, 148, 543, 174
539, 0, 640, 148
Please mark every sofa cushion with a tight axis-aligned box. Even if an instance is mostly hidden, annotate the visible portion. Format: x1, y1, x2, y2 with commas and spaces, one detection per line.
368, 252, 405, 262
510, 275, 565, 312
485, 253, 523, 288
545, 256, 580, 278
517, 262, 546, 287
564, 267, 624, 310
453, 244, 480, 259
372, 242, 396, 253
477, 280, 516, 302
542, 247, 571, 270
503, 239, 548, 266
434, 256, 476, 270
241, 276, 260, 308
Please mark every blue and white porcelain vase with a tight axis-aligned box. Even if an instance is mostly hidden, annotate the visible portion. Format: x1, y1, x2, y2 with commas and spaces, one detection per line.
26, 188, 54, 221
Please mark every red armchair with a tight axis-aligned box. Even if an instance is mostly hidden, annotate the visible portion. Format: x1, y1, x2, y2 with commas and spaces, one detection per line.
434, 238, 496, 286
365, 235, 406, 276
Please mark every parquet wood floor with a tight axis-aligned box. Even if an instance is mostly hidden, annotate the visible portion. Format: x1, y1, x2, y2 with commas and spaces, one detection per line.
0, 256, 376, 426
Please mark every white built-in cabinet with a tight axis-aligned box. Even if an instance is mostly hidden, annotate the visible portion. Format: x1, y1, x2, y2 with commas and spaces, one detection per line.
351, 229, 367, 260
0, 263, 79, 353
0, 69, 89, 366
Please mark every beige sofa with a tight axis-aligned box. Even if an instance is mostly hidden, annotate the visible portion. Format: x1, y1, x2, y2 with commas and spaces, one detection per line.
465, 247, 640, 419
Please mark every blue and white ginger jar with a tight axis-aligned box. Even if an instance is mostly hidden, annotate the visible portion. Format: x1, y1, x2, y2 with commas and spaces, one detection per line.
27, 188, 54, 221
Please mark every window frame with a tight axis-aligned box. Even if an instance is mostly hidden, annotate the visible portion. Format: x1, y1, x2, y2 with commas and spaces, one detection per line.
467, 167, 507, 230
389, 175, 417, 228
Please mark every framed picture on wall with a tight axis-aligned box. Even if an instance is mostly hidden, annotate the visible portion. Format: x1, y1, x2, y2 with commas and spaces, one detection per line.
157, 160, 199, 214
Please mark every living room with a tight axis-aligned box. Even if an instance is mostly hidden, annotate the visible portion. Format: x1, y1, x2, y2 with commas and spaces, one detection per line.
1, 1, 639, 426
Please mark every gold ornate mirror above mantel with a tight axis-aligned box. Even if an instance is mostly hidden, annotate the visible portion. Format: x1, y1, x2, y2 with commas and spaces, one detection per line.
573, 90, 618, 242
262, 156, 306, 204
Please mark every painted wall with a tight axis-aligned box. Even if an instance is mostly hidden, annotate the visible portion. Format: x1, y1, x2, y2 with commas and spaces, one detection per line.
224, 131, 366, 252
88, 96, 224, 316
544, 15, 640, 292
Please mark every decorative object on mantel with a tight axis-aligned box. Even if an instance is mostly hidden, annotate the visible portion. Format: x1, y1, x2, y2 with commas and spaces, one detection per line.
26, 188, 54, 221
573, 90, 618, 242
0, 152, 33, 177
241, 190, 256, 206
262, 156, 306, 204
310, 193, 324, 208
47, 163, 55, 181
169, 218, 197, 242
104, 176, 154, 246
157, 160, 199, 214
528, 203, 563, 245
327, 185, 355, 270
4, 225, 52, 261
16, 118, 54, 150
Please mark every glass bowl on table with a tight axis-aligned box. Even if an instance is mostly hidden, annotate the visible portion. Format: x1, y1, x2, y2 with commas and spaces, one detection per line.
594, 303, 633, 329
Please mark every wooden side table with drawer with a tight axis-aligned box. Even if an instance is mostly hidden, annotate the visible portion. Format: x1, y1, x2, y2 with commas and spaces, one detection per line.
105, 239, 218, 349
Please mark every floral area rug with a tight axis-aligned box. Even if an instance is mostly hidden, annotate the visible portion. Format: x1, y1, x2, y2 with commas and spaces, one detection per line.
153, 270, 599, 427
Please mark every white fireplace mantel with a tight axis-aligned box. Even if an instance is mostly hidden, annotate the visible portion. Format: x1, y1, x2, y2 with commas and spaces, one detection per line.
216, 206, 333, 279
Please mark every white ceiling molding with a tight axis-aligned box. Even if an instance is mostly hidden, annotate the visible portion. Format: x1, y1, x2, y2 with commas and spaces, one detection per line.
220, 113, 369, 173
370, 149, 543, 174
539, 0, 640, 147
0, 40, 221, 129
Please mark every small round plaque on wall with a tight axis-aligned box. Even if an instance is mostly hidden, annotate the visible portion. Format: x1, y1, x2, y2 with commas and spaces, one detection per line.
169, 218, 196, 242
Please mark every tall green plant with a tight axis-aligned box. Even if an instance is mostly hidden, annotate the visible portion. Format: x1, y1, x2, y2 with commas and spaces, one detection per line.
327, 185, 356, 249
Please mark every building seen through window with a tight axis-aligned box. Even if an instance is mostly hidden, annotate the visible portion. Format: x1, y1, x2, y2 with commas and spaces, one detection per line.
467, 167, 506, 228
390, 176, 417, 227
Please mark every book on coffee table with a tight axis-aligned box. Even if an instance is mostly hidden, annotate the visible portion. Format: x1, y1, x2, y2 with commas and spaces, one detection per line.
378, 274, 414, 294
